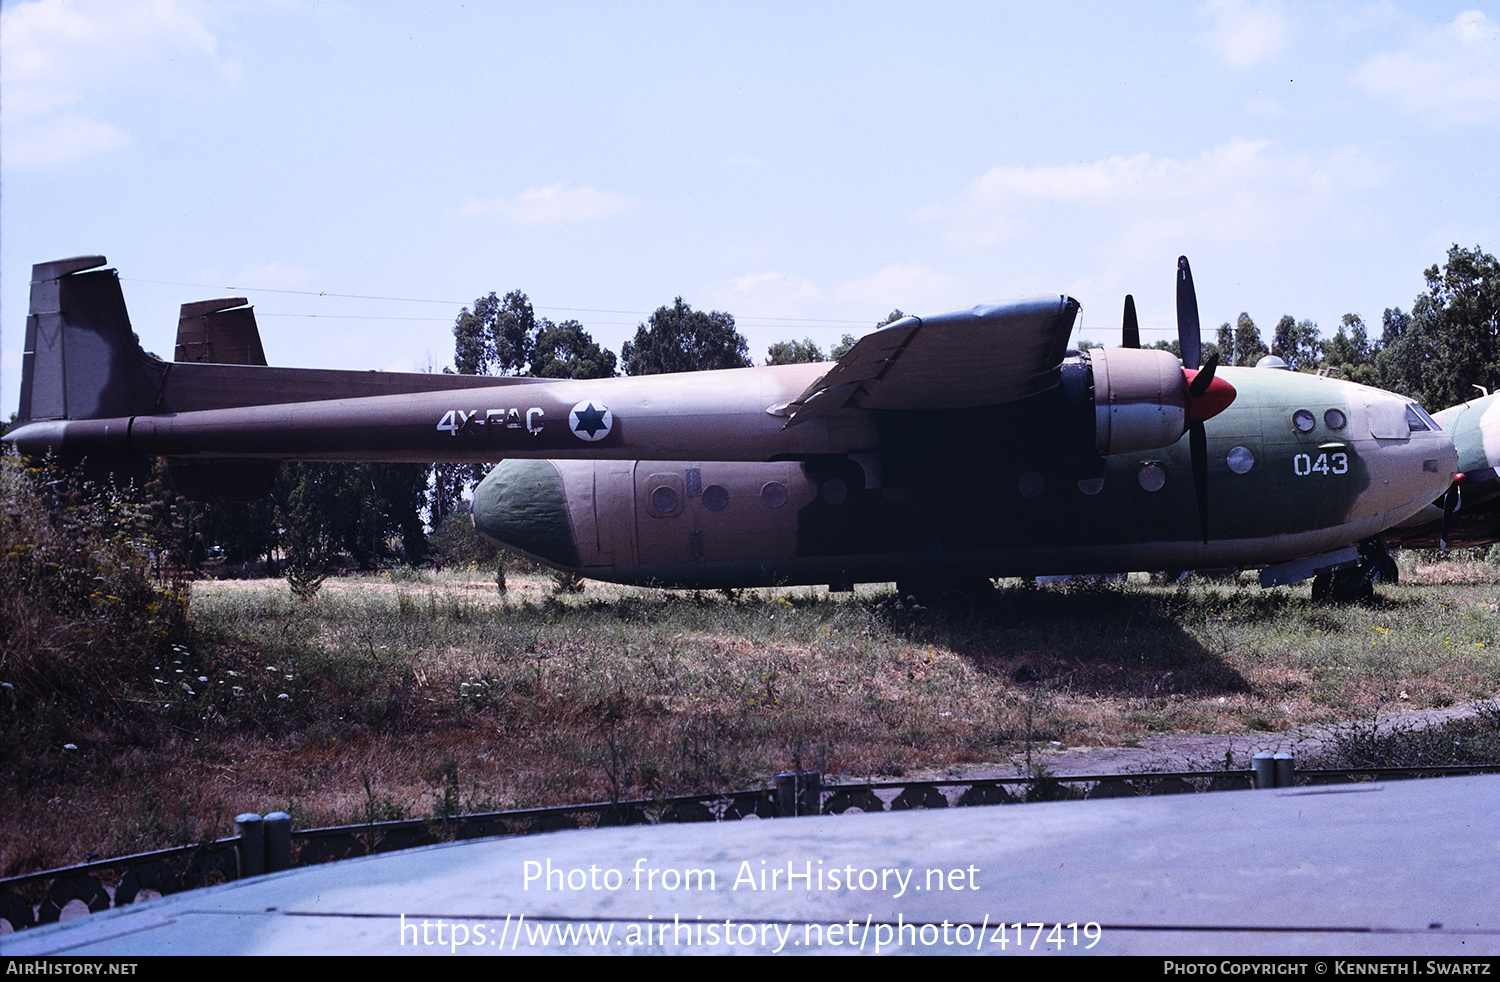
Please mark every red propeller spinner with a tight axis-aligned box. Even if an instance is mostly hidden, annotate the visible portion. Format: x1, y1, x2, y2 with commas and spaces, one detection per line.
1183, 364, 1237, 423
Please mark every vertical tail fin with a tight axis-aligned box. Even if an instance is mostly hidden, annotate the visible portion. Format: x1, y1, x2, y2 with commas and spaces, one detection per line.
169, 297, 281, 501
18, 256, 166, 423
15, 257, 281, 500
175, 298, 267, 366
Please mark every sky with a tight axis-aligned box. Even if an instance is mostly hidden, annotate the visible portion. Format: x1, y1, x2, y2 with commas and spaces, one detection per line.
3, 1, 1498, 415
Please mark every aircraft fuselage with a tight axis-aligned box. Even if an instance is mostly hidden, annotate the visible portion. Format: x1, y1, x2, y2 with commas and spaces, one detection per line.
470, 367, 1456, 588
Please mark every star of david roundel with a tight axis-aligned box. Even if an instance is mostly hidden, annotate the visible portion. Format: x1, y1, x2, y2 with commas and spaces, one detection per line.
568, 401, 613, 442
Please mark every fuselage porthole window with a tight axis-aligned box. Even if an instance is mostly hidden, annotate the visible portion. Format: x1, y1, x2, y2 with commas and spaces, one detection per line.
651, 485, 679, 515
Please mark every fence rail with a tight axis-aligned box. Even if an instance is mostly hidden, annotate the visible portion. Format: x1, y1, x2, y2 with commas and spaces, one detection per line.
5, 759, 1498, 932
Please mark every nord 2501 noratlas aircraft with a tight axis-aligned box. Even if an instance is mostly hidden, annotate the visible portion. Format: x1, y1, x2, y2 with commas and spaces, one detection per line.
7, 255, 1488, 610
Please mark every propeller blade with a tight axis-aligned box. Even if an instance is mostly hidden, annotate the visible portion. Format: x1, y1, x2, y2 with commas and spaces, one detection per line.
1178, 258, 1217, 542
1177, 256, 1201, 371
1122, 295, 1140, 348
1189, 352, 1219, 397
1190, 421, 1209, 544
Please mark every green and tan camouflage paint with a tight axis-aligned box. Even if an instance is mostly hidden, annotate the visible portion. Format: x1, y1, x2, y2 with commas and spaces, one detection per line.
472, 367, 1455, 587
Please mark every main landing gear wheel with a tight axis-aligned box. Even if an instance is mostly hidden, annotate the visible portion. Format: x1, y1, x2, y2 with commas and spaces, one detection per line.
899, 572, 995, 623
1370, 547, 1399, 586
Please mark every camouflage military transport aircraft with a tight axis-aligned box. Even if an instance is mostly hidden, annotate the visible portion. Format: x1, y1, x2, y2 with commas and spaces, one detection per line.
6, 255, 1486, 610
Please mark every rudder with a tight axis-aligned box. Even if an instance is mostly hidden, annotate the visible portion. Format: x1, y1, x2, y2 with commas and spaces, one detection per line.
18, 256, 166, 423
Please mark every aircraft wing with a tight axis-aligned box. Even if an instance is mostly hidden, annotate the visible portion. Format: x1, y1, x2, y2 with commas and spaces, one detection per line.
774, 296, 1080, 426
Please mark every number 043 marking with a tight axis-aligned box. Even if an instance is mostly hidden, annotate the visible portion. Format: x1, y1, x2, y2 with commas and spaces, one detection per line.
1293, 452, 1348, 476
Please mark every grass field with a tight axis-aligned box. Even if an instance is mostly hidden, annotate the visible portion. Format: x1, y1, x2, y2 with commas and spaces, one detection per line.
3, 559, 1498, 877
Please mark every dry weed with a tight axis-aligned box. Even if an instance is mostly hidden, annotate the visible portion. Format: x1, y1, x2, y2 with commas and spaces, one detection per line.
3, 557, 1497, 876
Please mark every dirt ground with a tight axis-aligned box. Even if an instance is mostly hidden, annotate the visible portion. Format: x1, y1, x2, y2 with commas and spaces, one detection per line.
964, 701, 1495, 777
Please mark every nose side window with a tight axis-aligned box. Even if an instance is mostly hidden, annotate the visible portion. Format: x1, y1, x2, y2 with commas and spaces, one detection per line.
1364, 396, 1408, 439
1407, 404, 1441, 431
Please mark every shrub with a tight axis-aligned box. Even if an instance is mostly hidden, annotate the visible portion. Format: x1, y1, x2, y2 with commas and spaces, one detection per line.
0, 456, 191, 783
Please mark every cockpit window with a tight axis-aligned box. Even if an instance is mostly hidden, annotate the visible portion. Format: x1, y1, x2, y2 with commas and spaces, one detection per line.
1406, 404, 1441, 431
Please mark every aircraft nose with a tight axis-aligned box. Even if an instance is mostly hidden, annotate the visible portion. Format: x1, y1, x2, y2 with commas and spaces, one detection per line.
1428, 439, 1460, 495
1412, 422, 1458, 496
1340, 391, 1457, 535
1382, 401, 1458, 506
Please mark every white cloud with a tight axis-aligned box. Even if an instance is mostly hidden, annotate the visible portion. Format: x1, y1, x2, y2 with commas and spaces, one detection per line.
924, 138, 1385, 253
1354, 10, 1500, 124
835, 264, 957, 312
0, 0, 231, 169
732, 271, 783, 292
721, 270, 821, 318
457, 183, 637, 225
1201, 0, 1290, 68
2, 112, 128, 169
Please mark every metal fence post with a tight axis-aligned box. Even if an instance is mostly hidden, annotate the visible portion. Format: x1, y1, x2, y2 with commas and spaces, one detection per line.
799, 771, 823, 816
1273, 753, 1295, 789
264, 812, 292, 872
775, 772, 797, 817
234, 813, 264, 879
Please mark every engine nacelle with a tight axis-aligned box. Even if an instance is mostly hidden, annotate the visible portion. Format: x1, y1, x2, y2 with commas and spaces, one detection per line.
1086, 346, 1189, 455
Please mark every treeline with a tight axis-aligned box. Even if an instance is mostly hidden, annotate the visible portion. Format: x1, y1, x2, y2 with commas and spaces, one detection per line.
185, 245, 1498, 578
1133, 245, 1499, 413
187, 293, 761, 579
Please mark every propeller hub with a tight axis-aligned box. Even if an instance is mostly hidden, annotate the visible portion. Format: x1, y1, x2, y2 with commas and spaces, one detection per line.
1183, 369, 1236, 423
